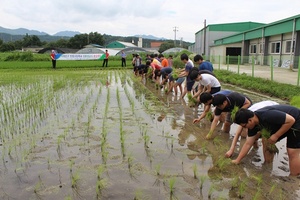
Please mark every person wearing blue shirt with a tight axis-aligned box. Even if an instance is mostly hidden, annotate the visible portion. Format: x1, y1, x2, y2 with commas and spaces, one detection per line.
194, 54, 213, 72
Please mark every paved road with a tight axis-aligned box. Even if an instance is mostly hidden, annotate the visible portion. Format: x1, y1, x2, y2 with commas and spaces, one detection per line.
217, 64, 300, 86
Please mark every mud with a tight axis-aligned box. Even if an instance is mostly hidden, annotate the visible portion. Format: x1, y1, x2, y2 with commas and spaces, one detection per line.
0, 69, 299, 200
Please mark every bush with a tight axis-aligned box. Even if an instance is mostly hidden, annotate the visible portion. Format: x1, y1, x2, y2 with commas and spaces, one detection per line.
214, 69, 299, 101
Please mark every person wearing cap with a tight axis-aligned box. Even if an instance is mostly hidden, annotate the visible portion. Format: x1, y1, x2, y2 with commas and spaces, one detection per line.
50, 50, 57, 69
205, 92, 252, 139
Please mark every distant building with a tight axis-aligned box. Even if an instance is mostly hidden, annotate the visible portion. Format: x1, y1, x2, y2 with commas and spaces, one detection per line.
210, 14, 300, 68
150, 41, 163, 48
189, 21, 265, 57
106, 41, 137, 48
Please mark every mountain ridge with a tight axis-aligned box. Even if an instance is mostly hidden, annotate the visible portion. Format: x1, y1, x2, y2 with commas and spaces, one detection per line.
0, 26, 168, 40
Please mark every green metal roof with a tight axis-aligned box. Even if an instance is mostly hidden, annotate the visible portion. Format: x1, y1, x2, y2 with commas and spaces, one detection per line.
195, 22, 265, 34
213, 14, 300, 46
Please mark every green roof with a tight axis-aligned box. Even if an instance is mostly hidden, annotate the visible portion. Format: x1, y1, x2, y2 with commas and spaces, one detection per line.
213, 14, 300, 46
195, 22, 265, 34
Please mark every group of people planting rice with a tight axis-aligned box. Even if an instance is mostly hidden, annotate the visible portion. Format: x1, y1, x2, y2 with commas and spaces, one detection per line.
134, 52, 300, 176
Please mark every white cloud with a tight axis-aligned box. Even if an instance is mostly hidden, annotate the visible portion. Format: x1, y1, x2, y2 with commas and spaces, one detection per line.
0, 0, 299, 42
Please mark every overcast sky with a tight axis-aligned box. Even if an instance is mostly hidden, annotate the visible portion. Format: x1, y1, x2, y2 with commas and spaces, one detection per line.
1, 0, 299, 42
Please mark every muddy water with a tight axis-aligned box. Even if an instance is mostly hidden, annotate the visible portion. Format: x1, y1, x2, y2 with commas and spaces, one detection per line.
0, 70, 299, 200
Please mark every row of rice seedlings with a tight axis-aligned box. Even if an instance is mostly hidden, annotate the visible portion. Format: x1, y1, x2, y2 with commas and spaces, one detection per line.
116, 86, 126, 158
124, 84, 135, 114
96, 164, 108, 197
100, 82, 111, 165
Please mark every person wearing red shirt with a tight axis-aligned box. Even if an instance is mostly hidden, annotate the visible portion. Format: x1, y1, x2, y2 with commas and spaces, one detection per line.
102, 50, 109, 67
50, 50, 57, 69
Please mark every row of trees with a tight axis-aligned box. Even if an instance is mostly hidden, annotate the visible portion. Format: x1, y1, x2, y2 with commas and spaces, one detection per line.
0, 32, 189, 53
0, 32, 104, 52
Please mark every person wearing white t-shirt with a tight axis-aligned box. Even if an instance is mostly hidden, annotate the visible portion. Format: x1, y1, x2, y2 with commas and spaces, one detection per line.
189, 70, 221, 102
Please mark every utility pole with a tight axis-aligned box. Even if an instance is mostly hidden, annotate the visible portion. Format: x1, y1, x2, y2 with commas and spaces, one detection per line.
173, 26, 178, 47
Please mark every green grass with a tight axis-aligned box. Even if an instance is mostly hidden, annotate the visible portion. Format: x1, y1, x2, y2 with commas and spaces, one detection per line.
215, 69, 299, 101
0, 52, 134, 69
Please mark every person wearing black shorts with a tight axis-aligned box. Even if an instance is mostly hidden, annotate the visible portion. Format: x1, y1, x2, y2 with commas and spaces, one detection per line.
233, 104, 300, 176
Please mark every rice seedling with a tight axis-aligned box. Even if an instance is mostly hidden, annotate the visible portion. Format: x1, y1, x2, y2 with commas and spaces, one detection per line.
251, 174, 263, 187
231, 176, 239, 189
187, 93, 198, 107
154, 163, 162, 176
192, 163, 198, 179
143, 134, 150, 148
96, 178, 108, 197
64, 195, 72, 200
230, 105, 240, 121
269, 182, 277, 195
134, 189, 143, 200
215, 157, 231, 172
208, 184, 215, 199
127, 154, 134, 170
97, 164, 106, 180
253, 188, 262, 200
71, 171, 80, 188
198, 175, 207, 190
199, 141, 208, 154
261, 128, 279, 154
205, 110, 214, 122
168, 177, 176, 195
238, 179, 247, 199
212, 136, 222, 148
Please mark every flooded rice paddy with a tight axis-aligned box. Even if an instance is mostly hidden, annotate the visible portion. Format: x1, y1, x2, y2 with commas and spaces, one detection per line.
0, 69, 299, 200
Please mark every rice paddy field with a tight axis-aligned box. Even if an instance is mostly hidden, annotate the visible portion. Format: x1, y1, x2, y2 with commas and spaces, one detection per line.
0, 68, 299, 200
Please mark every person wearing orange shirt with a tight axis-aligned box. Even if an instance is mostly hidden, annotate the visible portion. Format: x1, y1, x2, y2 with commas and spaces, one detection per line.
158, 54, 169, 68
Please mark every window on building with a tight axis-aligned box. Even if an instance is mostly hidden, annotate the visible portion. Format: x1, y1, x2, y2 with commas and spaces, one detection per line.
270, 42, 281, 54
250, 44, 257, 54
285, 40, 295, 53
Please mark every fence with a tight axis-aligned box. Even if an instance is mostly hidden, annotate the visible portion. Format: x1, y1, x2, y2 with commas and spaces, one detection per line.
209, 55, 300, 86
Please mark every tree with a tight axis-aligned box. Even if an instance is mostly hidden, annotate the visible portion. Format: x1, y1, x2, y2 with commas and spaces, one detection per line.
22, 34, 42, 47
158, 41, 175, 53
68, 32, 104, 49
0, 42, 15, 52
46, 38, 69, 48
87, 32, 104, 46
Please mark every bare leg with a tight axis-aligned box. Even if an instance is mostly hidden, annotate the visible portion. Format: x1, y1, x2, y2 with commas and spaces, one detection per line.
222, 121, 231, 133
287, 148, 300, 176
